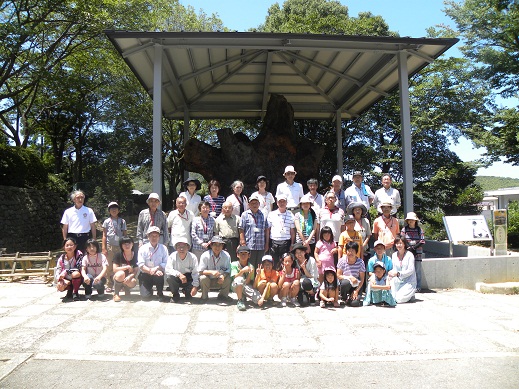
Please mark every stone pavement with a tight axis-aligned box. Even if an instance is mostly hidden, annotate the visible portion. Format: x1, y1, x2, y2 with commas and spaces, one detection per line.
0, 281, 518, 388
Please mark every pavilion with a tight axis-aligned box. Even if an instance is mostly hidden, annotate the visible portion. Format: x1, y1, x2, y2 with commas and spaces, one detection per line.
105, 31, 458, 214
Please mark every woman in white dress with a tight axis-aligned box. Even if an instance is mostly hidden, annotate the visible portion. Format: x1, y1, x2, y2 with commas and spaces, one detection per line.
389, 234, 416, 303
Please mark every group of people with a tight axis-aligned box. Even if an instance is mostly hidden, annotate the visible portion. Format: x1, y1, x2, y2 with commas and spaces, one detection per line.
58, 166, 425, 309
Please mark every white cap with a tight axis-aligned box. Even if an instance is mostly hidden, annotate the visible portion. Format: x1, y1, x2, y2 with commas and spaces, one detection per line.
332, 174, 343, 182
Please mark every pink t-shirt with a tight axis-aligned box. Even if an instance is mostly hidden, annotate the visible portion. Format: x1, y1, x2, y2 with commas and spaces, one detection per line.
315, 240, 336, 273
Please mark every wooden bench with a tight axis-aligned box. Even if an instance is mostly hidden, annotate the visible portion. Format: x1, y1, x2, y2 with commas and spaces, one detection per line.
0, 251, 55, 282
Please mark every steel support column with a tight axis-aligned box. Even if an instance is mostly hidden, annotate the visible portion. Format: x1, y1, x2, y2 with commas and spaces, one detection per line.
398, 51, 414, 214
152, 44, 163, 199
336, 111, 343, 176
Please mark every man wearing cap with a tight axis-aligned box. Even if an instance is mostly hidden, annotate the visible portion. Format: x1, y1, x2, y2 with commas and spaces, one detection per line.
372, 201, 400, 255
102, 201, 127, 292
344, 171, 374, 212
373, 173, 401, 216
231, 245, 261, 311
137, 193, 169, 248
215, 201, 241, 262
179, 177, 201, 216
266, 194, 296, 267
276, 165, 304, 212
306, 178, 324, 213
165, 237, 199, 303
167, 196, 194, 252
331, 174, 348, 213
198, 235, 231, 301
137, 226, 169, 301
366, 239, 393, 277
61, 190, 97, 253
239, 193, 269, 268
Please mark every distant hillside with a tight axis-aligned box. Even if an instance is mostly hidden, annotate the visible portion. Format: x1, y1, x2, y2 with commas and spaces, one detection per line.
476, 176, 519, 191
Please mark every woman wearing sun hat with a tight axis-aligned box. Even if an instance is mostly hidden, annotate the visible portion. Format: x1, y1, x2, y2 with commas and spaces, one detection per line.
401, 212, 425, 291
294, 194, 318, 254
179, 177, 201, 216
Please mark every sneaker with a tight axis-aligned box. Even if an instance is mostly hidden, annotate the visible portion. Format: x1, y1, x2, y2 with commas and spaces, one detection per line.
85, 294, 92, 300
290, 297, 300, 307
320, 300, 326, 308
73, 293, 80, 301
237, 299, 246, 311
158, 293, 168, 303
281, 297, 287, 307
171, 292, 181, 303
217, 294, 232, 303
113, 294, 121, 302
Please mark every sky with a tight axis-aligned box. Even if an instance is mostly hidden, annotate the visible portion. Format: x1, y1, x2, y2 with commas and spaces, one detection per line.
180, 0, 519, 179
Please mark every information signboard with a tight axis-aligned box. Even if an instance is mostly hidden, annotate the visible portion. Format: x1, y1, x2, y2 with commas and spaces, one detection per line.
443, 215, 492, 244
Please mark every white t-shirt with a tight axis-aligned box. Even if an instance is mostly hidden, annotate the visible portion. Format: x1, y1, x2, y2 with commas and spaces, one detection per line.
61, 205, 97, 233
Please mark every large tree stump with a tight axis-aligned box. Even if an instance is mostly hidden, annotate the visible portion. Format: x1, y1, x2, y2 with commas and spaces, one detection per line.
184, 94, 325, 196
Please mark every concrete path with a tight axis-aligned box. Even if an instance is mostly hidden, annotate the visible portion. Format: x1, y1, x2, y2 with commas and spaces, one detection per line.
0, 281, 518, 388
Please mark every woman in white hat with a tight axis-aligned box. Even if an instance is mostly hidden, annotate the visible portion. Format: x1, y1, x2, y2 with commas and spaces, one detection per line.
179, 178, 202, 216
401, 212, 425, 291
136, 193, 169, 248
294, 194, 318, 254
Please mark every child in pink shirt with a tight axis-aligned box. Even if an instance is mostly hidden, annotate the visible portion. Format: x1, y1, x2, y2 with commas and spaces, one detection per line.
314, 226, 337, 283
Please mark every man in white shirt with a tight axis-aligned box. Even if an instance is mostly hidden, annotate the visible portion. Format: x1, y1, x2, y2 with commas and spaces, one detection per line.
165, 237, 199, 303
61, 190, 97, 252
198, 235, 232, 302
167, 196, 194, 252
137, 226, 168, 301
344, 170, 374, 212
276, 165, 304, 212
266, 194, 296, 267
373, 173, 401, 216
306, 178, 324, 213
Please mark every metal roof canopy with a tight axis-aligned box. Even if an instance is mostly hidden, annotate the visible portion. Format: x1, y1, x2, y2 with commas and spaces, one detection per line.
105, 31, 458, 213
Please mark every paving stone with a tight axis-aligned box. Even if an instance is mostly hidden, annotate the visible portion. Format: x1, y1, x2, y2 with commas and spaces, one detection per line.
22, 314, 69, 329
151, 315, 190, 334
139, 334, 182, 353
185, 335, 229, 354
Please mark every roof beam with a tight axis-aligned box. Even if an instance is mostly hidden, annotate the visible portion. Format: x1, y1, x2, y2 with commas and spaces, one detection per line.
178, 50, 266, 84
277, 52, 336, 106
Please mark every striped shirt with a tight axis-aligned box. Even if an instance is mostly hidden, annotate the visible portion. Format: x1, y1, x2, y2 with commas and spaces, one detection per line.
203, 195, 225, 217
337, 257, 365, 281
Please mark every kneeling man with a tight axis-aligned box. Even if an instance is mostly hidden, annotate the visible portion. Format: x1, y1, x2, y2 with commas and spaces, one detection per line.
198, 235, 231, 302
165, 237, 199, 303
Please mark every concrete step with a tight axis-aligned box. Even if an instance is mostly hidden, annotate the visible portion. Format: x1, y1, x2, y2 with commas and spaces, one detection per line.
476, 281, 519, 294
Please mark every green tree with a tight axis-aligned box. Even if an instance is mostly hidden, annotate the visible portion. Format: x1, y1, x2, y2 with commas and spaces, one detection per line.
445, 0, 519, 165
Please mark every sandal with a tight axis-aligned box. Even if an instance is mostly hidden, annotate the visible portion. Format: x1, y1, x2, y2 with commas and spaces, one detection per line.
333, 301, 340, 308
320, 300, 325, 308
105, 287, 113, 293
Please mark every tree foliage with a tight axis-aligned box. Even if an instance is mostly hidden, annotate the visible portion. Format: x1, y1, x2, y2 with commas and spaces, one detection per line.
445, 0, 519, 165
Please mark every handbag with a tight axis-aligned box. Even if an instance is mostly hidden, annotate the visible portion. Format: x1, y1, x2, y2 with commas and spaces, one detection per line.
57, 278, 71, 292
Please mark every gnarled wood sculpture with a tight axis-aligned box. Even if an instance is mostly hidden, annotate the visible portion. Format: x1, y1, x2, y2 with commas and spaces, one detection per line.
184, 94, 325, 195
